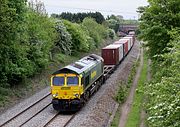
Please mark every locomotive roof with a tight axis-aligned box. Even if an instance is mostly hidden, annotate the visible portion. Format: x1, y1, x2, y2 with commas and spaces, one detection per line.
52, 54, 103, 75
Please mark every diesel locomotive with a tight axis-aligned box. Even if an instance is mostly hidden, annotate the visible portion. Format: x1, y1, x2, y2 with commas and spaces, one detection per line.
51, 54, 104, 111
50, 33, 135, 111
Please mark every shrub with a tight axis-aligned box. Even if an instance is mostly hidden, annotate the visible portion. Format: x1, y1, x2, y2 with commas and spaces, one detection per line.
108, 29, 116, 39
63, 20, 90, 53
82, 18, 108, 47
54, 20, 72, 55
116, 84, 128, 104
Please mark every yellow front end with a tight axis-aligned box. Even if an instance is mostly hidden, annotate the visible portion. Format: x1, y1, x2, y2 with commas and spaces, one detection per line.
51, 74, 83, 100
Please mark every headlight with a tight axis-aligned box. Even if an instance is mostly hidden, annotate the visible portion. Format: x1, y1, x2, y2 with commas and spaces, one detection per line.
74, 94, 79, 98
53, 93, 58, 97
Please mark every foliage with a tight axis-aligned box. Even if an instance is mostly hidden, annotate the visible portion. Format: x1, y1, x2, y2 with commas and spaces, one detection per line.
138, 1, 180, 126
0, 1, 56, 87
116, 84, 128, 104
107, 19, 120, 33
82, 18, 108, 47
51, 12, 105, 24
26, 10, 56, 72
145, 29, 180, 127
108, 29, 116, 39
138, 0, 180, 60
106, 14, 138, 33
54, 20, 72, 55
63, 20, 90, 53
0, 0, 28, 86
115, 60, 139, 104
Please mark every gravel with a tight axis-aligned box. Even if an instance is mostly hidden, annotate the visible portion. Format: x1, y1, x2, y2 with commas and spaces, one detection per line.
0, 87, 50, 126
0, 41, 140, 127
22, 105, 57, 127
66, 41, 140, 127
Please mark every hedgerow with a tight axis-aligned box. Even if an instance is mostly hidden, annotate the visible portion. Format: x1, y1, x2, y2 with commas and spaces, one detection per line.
145, 29, 180, 127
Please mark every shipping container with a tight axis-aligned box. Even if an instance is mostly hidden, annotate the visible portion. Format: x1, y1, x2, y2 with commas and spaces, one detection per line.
126, 35, 135, 45
119, 38, 131, 52
114, 40, 128, 56
123, 36, 133, 48
116, 43, 124, 62
102, 44, 120, 65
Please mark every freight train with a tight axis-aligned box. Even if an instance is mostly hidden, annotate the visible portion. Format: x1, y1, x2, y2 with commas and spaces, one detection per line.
50, 33, 135, 111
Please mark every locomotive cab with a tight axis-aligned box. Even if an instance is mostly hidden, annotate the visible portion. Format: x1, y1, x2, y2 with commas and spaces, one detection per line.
51, 54, 104, 111
51, 73, 83, 100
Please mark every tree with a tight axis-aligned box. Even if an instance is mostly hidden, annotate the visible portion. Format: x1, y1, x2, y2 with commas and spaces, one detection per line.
52, 12, 105, 24
138, 0, 180, 59
137, 1, 180, 126
26, 10, 56, 71
54, 20, 72, 55
0, 0, 28, 86
63, 20, 90, 53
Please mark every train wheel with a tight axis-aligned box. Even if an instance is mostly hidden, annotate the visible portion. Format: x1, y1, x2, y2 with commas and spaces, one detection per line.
96, 81, 100, 91
52, 103, 59, 110
83, 91, 90, 101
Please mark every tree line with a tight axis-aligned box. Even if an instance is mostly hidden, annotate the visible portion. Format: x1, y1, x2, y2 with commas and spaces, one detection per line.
0, 0, 115, 91
51, 12, 105, 24
138, 0, 180, 126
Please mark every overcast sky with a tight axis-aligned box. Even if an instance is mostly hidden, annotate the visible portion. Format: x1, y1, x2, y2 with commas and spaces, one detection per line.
37, 0, 148, 19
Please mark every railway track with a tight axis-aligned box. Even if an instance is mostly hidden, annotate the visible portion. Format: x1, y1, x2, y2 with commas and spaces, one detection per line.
63, 114, 76, 127
40, 112, 59, 127
0, 92, 77, 127
41, 113, 77, 127
0, 93, 51, 127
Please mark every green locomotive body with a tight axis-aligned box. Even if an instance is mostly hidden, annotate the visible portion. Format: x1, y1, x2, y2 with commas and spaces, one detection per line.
51, 54, 104, 111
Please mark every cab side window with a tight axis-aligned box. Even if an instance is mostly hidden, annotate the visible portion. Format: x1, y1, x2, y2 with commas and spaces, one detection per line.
85, 75, 89, 87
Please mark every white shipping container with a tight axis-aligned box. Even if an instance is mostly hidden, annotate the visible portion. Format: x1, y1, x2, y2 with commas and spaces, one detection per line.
111, 43, 124, 62
123, 36, 133, 48
119, 38, 131, 51
118, 44, 124, 62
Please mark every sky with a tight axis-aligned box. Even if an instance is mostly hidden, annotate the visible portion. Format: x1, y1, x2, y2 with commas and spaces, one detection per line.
34, 0, 148, 19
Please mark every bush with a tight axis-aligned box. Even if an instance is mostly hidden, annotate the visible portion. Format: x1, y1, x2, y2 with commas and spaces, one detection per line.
116, 84, 128, 104
63, 20, 90, 53
26, 10, 56, 72
82, 18, 108, 47
54, 20, 72, 55
108, 29, 116, 39
145, 29, 180, 127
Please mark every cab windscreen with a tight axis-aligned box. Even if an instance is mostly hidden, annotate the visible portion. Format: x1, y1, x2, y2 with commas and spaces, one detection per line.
67, 76, 79, 86
53, 77, 64, 86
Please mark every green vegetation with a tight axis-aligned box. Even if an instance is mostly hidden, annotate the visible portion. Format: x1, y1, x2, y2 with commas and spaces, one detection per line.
111, 60, 139, 127
111, 107, 121, 127
125, 53, 148, 127
115, 62, 138, 104
82, 18, 108, 47
138, 0, 180, 126
51, 12, 105, 24
0, 1, 112, 107
106, 15, 138, 33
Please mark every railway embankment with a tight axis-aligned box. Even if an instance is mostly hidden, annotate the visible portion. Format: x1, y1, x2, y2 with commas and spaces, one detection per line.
0, 39, 139, 127
66, 40, 140, 127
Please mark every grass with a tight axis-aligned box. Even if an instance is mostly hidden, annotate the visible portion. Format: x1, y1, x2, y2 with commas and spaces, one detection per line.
111, 107, 121, 127
125, 53, 148, 127
111, 59, 140, 127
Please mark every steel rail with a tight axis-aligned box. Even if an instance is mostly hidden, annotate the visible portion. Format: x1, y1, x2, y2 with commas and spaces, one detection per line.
0, 93, 51, 127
